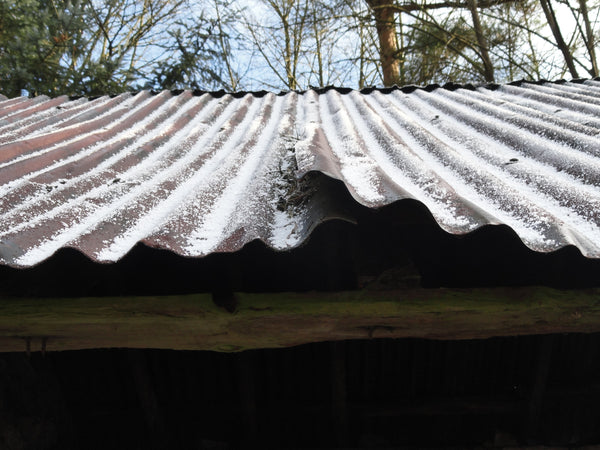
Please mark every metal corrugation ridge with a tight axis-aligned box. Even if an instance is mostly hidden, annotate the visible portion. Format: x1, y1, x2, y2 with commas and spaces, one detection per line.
1, 80, 600, 268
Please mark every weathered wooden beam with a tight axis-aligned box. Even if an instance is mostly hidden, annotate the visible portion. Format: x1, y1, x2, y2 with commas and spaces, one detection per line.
0, 287, 599, 352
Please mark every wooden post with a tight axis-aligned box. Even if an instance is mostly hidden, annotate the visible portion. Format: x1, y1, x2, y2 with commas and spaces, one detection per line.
331, 340, 349, 446
237, 350, 258, 444
526, 335, 554, 441
127, 349, 167, 449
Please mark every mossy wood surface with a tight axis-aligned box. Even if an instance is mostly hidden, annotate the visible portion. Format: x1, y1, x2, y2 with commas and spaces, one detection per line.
0, 287, 599, 352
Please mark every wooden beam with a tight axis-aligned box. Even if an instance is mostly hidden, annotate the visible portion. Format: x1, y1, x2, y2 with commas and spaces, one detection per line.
0, 287, 599, 352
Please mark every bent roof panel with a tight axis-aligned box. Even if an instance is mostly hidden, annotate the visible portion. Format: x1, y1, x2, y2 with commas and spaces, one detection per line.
1, 80, 600, 267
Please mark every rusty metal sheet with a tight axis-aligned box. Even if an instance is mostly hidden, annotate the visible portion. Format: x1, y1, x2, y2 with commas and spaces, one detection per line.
1, 80, 600, 267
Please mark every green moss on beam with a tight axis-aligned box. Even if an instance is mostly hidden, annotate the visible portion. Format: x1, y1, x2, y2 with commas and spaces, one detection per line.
0, 287, 598, 352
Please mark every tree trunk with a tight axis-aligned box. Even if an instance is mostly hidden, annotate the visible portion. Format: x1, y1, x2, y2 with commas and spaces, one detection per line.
367, 0, 401, 87
467, 0, 495, 82
539, 0, 580, 78
578, 0, 598, 77
283, 17, 295, 89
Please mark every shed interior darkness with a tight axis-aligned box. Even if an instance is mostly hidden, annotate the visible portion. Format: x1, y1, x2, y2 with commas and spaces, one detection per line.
2, 335, 600, 449
1, 196, 600, 449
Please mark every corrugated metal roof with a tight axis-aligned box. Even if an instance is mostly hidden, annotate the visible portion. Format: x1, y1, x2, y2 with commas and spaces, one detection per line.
1, 80, 600, 268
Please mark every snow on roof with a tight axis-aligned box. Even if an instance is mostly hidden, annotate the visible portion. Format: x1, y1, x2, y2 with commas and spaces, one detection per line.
1, 79, 600, 267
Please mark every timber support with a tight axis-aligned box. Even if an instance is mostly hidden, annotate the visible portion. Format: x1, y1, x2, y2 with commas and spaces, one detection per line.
0, 287, 599, 352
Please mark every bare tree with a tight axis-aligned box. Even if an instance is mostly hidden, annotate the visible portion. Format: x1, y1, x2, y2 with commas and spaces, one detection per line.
539, 0, 580, 77
561, 0, 599, 77
467, 0, 495, 81
148, 0, 244, 91
77, 0, 187, 94
577, 0, 599, 76
242, 0, 358, 90
243, 0, 310, 90
213, 0, 242, 90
